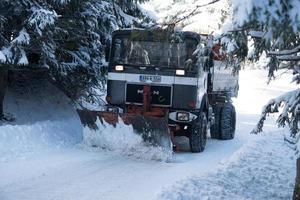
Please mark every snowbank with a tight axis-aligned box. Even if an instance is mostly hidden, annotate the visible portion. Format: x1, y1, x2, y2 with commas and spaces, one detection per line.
5, 80, 80, 124
83, 119, 173, 162
0, 80, 83, 162
0, 119, 82, 162
159, 131, 296, 200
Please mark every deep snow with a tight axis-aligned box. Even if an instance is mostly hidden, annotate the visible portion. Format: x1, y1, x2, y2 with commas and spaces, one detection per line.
0, 81, 82, 162
83, 119, 172, 161
0, 69, 298, 200
160, 131, 295, 200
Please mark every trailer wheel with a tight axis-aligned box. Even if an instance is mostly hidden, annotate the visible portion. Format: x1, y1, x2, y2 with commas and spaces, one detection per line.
210, 104, 222, 139
189, 112, 207, 153
219, 103, 236, 140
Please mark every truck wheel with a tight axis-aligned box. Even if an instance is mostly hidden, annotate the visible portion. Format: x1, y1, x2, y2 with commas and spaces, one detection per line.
210, 104, 222, 139
189, 112, 207, 153
219, 103, 236, 140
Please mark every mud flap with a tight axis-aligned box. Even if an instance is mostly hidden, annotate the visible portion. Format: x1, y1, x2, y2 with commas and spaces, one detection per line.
77, 110, 172, 151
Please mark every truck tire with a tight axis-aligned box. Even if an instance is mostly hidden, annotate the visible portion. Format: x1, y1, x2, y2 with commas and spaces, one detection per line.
219, 103, 236, 140
210, 104, 222, 139
189, 112, 207, 153
210, 103, 236, 140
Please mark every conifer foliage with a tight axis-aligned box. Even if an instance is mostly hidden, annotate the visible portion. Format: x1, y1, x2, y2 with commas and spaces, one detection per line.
0, 0, 151, 104
228, 0, 300, 135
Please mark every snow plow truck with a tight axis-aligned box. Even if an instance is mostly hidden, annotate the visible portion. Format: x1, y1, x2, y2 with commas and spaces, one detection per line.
77, 29, 239, 153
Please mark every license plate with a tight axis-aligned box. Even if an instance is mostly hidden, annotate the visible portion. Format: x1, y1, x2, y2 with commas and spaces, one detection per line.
139, 75, 161, 83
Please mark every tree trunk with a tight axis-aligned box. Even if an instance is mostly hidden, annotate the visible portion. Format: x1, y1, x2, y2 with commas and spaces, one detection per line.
0, 66, 8, 118
294, 158, 300, 200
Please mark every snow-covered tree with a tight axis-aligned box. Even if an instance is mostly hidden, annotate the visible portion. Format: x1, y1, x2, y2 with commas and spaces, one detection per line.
222, 0, 300, 135
144, 0, 230, 33
223, 1, 300, 198
0, 0, 152, 105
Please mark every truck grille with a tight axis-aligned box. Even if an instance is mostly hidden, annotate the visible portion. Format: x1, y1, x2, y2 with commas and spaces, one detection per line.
126, 84, 172, 106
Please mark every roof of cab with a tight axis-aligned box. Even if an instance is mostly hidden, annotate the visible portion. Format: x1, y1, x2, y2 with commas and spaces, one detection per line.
112, 28, 200, 42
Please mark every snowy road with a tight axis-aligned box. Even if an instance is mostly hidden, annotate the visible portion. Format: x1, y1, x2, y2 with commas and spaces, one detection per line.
0, 70, 297, 200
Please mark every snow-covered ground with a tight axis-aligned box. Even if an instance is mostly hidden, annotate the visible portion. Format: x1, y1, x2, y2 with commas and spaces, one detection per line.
160, 131, 295, 200
0, 69, 298, 200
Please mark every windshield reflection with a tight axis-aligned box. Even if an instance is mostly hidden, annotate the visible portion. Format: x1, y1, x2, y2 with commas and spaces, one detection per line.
113, 37, 197, 70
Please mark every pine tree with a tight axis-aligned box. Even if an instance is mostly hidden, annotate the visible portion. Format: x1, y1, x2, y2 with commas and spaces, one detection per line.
223, 0, 300, 135
225, 1, 300, 198
0, 0, 151, 106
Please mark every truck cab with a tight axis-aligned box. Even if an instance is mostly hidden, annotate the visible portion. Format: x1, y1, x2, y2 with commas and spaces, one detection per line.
107, 29, 206, 106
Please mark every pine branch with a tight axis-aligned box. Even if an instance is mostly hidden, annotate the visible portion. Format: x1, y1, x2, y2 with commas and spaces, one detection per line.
277, 55, 300, 61
155, 0, 221, 28
269, 44, 300, 56
248, 30, 264, 38
0, 33, 9, 46
252, 88, 300, 135
171, 0, 221, 24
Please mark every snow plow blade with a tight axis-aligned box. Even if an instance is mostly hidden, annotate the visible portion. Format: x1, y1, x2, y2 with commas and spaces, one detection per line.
77, 110, 172, 150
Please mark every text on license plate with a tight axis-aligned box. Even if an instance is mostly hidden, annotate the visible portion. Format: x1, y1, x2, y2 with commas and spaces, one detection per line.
139, 75, 162, 82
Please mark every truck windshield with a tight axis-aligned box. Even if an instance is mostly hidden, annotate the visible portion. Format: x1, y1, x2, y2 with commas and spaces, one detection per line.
112, 37, 197, 69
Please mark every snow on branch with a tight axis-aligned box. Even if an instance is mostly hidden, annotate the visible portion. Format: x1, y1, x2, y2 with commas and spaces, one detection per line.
28, 8, 58, 36
277, 55, 300, 61
12, 29, 30, 45
0, 51, 6, 63
159, 0, 221, 27
269, 44, 300, 56
52, 0, 70, 5
248, 30, 264, 38
18, 48, 28, 65
252, 88, 300, 135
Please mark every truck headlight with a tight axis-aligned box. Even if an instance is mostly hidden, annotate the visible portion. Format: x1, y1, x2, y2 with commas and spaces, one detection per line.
176, 69, 185, 76
176, 112, 190, 121
115, 65, 124, 71
107, 106, 119, 113
106, 106, 123, 113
